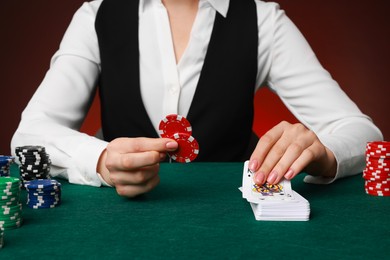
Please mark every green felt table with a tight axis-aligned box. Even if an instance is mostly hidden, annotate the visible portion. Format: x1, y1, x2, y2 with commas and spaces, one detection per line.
2, 163, 390, 259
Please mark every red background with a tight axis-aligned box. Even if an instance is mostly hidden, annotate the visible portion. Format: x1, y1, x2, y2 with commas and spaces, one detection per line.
0, 0, 389, 155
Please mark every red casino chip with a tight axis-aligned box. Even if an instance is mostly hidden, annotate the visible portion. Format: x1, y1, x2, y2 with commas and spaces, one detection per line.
365, 180, 390, 189
363, 170, 390, 181
364, 182, 390, 195
365, 165, 390, 172
168, 133, 199, 163
363, 174, 390, 181
365, 184, 390, 191
366, 154, 390, 159
363, 176, 390, 182
366, 141, 390, 149
366, 188, 390, 196
366, 141, 390, 158
159, 114, 192, 138
366, 187, 390, 194
365, 159, 390, 167
365, 189, 390, 196
363, 169, 390, 176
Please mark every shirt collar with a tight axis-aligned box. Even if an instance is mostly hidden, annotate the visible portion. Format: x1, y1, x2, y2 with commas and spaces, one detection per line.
140, 0, 151, 13
206, 0, 230, 18
140, 0, 230, 18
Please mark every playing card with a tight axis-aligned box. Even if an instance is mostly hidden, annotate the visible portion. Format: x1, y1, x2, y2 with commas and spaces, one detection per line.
242, 161, 294, 204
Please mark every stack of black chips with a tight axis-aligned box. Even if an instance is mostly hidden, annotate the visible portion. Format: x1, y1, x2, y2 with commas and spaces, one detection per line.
15, 146, 51, 185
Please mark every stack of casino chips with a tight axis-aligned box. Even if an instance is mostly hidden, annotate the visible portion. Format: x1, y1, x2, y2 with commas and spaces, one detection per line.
25, 179, 61, 209
363, 141, 390, 196
15, 145, 51, 184
0, 156, 14, 177
0, 177, 23, 230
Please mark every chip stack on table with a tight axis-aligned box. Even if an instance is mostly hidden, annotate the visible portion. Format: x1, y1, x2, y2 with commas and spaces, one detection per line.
0, 156, 14, 177
241, 161, 310, 221
14, 146, 62, 208
24, 179, 61, 209
0, 177, 23, 230
159, 114, 199, 163
363, 141, 390, 196
15, 145, 51, 185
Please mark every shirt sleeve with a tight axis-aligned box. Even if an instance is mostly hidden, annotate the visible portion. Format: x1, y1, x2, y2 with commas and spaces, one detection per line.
11, 1, 108, 187
254, 2, 383, 184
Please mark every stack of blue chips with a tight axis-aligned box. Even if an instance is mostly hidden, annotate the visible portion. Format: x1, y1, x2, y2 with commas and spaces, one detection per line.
24, 179, 61, 209
0, 156, 14, 177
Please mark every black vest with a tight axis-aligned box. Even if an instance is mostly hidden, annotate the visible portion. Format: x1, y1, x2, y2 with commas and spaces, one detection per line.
95, 0, 258, 161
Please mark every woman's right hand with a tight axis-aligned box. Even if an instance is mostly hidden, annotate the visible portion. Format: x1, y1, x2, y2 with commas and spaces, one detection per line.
97, 137, 178, 197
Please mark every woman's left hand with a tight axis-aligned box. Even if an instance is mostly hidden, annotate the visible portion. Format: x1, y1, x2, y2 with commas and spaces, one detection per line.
249, 121, 337, 185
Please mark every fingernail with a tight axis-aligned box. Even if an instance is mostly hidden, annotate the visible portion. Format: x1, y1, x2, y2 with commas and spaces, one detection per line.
254, 171, 265, 184
166, 141, 178, 150
249, 159, 259, 172
267, 170, 278, 183
285, 168, 294, 179
159, 153, 166, 161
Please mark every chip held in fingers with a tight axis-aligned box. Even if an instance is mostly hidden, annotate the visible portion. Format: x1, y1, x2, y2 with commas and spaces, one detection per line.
159, 114, 199, 163
158, 114, 192, 138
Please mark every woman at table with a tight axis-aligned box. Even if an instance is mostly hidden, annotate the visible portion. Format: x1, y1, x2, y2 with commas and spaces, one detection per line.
11, 0, 383, 197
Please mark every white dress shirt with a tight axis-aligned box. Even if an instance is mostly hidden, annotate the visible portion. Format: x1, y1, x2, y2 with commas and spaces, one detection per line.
11, 0, 383, 187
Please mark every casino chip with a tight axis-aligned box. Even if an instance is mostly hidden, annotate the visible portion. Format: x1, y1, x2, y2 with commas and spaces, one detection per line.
168, 133, 199, 163
363, 141, 390, 196
15, 145, 52, 184
159, 114, 192, 138
24, 179, 61, 209
159, 114, 199, 163
0, 177, 23, 230
0, 156, 14, 177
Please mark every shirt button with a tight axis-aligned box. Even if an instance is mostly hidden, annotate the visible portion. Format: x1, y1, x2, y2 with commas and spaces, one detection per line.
169, 87, 179, 94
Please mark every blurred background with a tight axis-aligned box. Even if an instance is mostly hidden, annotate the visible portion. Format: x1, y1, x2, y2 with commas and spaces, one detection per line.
0, 0, 389, 155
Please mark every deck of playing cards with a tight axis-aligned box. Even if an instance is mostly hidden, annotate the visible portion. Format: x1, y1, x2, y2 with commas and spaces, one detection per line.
241, 161, 310, 221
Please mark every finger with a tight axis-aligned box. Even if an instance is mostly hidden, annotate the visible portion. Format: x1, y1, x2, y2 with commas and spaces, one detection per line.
108, 137, 178, 154
271, 136, 328, 183
249, 122, 286, 172
159, 152, 168, 162
251, 123, 295, 184
265, 142, 306, 184
115, 174, 161, 198
265, 133, 317, 184
106, 150, 161, 172
106, 137, 178, 171
109, 164, 159, 186
287, 142, 325, 179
